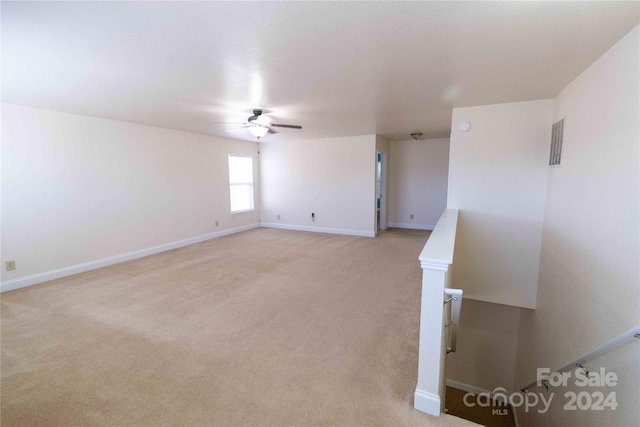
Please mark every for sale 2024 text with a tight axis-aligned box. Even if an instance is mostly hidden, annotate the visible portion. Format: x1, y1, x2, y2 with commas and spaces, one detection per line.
536, 367, 618, 411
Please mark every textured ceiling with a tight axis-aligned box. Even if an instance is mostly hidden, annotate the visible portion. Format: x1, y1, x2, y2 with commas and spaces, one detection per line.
2, 1, 638, 142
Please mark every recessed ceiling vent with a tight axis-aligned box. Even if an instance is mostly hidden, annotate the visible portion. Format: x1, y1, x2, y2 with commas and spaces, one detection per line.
549, 119, 565, 167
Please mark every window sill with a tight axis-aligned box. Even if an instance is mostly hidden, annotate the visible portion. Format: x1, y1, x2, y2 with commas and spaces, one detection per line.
231, 209, 255, 216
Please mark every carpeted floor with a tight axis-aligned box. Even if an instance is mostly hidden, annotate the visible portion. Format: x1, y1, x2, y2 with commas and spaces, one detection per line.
1, 227, 477, 426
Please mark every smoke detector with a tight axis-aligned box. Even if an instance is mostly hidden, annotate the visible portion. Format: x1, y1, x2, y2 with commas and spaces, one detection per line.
410, 132, 423, 141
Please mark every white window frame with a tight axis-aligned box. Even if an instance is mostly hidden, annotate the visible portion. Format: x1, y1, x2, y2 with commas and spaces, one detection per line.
228, 154, 255, 214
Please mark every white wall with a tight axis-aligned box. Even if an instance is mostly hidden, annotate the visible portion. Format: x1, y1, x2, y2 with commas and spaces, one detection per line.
515, 25, 639, 426
447, 299, 521, 393
389, 138, 449, 230
448, 100, 552, 309
259, 135, 376, 237
1, 104, 260, 290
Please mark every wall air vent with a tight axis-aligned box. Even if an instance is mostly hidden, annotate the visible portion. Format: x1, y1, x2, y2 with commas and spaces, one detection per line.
549, 119, 564, 167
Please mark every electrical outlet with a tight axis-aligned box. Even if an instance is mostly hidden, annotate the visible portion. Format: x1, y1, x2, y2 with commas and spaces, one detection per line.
410, 214, 414, 220
311, 213, 315, 222
5, 260, 16, 271
215, 220, 219, 227
277, 214, 281, 220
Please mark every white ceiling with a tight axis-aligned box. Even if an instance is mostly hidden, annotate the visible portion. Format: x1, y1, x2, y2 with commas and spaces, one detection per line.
2, 1, 638, 142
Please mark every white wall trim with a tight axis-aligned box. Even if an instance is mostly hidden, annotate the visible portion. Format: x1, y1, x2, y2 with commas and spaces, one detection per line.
260, 222, 375, 237
446, 379, 492, 398
389, 222, 435, 230
414, 389, 441, 417
446, 379, 515, 405
0, 223, 260, 293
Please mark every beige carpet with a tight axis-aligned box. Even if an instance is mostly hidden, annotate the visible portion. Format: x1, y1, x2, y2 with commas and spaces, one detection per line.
1, 227, 477, 426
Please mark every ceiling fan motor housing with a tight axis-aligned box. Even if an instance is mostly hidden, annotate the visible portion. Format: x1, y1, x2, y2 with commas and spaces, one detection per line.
248, 109, 263, 123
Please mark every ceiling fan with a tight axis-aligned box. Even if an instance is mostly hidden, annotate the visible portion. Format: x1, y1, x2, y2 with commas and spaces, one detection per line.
216, 109, 302, 139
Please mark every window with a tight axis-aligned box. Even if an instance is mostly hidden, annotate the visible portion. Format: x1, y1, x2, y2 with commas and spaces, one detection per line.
228, 154, 254, 213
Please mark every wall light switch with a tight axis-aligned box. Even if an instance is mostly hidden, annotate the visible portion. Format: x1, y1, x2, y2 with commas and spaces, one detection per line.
277, 214, 281, 220
6, 260, 16, 271
410, 214, 414, 220
215, 220, 219, 227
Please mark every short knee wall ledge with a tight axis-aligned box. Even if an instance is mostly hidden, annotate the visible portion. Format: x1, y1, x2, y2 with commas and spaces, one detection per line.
414, 208, 459, 417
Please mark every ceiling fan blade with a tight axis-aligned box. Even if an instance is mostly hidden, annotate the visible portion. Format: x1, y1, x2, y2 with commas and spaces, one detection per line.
212, 121, 246, 125
268, 123, 302, 129
225, 125, 252, 132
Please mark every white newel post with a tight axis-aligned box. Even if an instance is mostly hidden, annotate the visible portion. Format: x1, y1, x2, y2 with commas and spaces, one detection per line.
413, 209, 458, 417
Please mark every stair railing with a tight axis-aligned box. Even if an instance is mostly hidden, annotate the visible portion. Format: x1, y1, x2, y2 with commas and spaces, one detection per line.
520, 325, 640, 394
444, 287, 463, 354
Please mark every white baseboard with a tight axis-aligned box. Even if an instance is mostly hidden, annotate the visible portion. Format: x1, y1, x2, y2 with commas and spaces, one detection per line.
414, 389, 442, 417
0, 223, 260, 293
446, 379, 492, 397
389, 222, 435, 230
260, 222, 375, 237
446, 378, 518, 406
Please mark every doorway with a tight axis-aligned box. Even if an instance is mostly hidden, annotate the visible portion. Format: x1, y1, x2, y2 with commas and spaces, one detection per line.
377, 151, 388, 231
